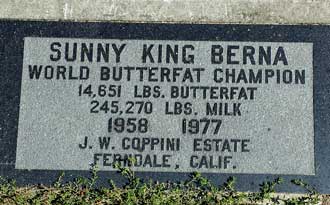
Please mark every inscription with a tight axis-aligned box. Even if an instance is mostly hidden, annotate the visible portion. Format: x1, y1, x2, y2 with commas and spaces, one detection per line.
15, 38, 314, 175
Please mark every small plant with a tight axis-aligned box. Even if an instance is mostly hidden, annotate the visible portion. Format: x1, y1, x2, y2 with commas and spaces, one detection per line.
113, 157, 140, 189
0, 177, 17, 204
284, 179, 320, 205
53, 171, 64, 189
250, 177, 283, 203
0, 165, 322, 205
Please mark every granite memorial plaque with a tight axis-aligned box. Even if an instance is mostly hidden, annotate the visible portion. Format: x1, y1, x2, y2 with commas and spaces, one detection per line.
16, 38, 314, 175
0, 20, 329, 193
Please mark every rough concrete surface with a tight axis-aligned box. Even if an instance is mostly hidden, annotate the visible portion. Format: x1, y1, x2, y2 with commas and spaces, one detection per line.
0, 0, 330, 24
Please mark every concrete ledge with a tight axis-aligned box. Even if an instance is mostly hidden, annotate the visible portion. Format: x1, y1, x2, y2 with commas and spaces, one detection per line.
1, 0, 330, 24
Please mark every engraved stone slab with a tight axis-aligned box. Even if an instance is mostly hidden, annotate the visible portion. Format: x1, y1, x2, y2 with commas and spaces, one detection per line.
16, 38, 314, 175
1, 21, 330, 193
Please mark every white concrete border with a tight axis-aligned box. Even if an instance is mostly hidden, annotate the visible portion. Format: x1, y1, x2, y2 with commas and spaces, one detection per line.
1, 0, 330, 24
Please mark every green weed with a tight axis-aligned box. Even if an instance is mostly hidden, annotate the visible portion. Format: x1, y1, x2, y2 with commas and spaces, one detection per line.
0, 164, 321, 205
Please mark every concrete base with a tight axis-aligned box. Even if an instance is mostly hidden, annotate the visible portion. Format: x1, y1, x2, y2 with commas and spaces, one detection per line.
1, 0, 330, 24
